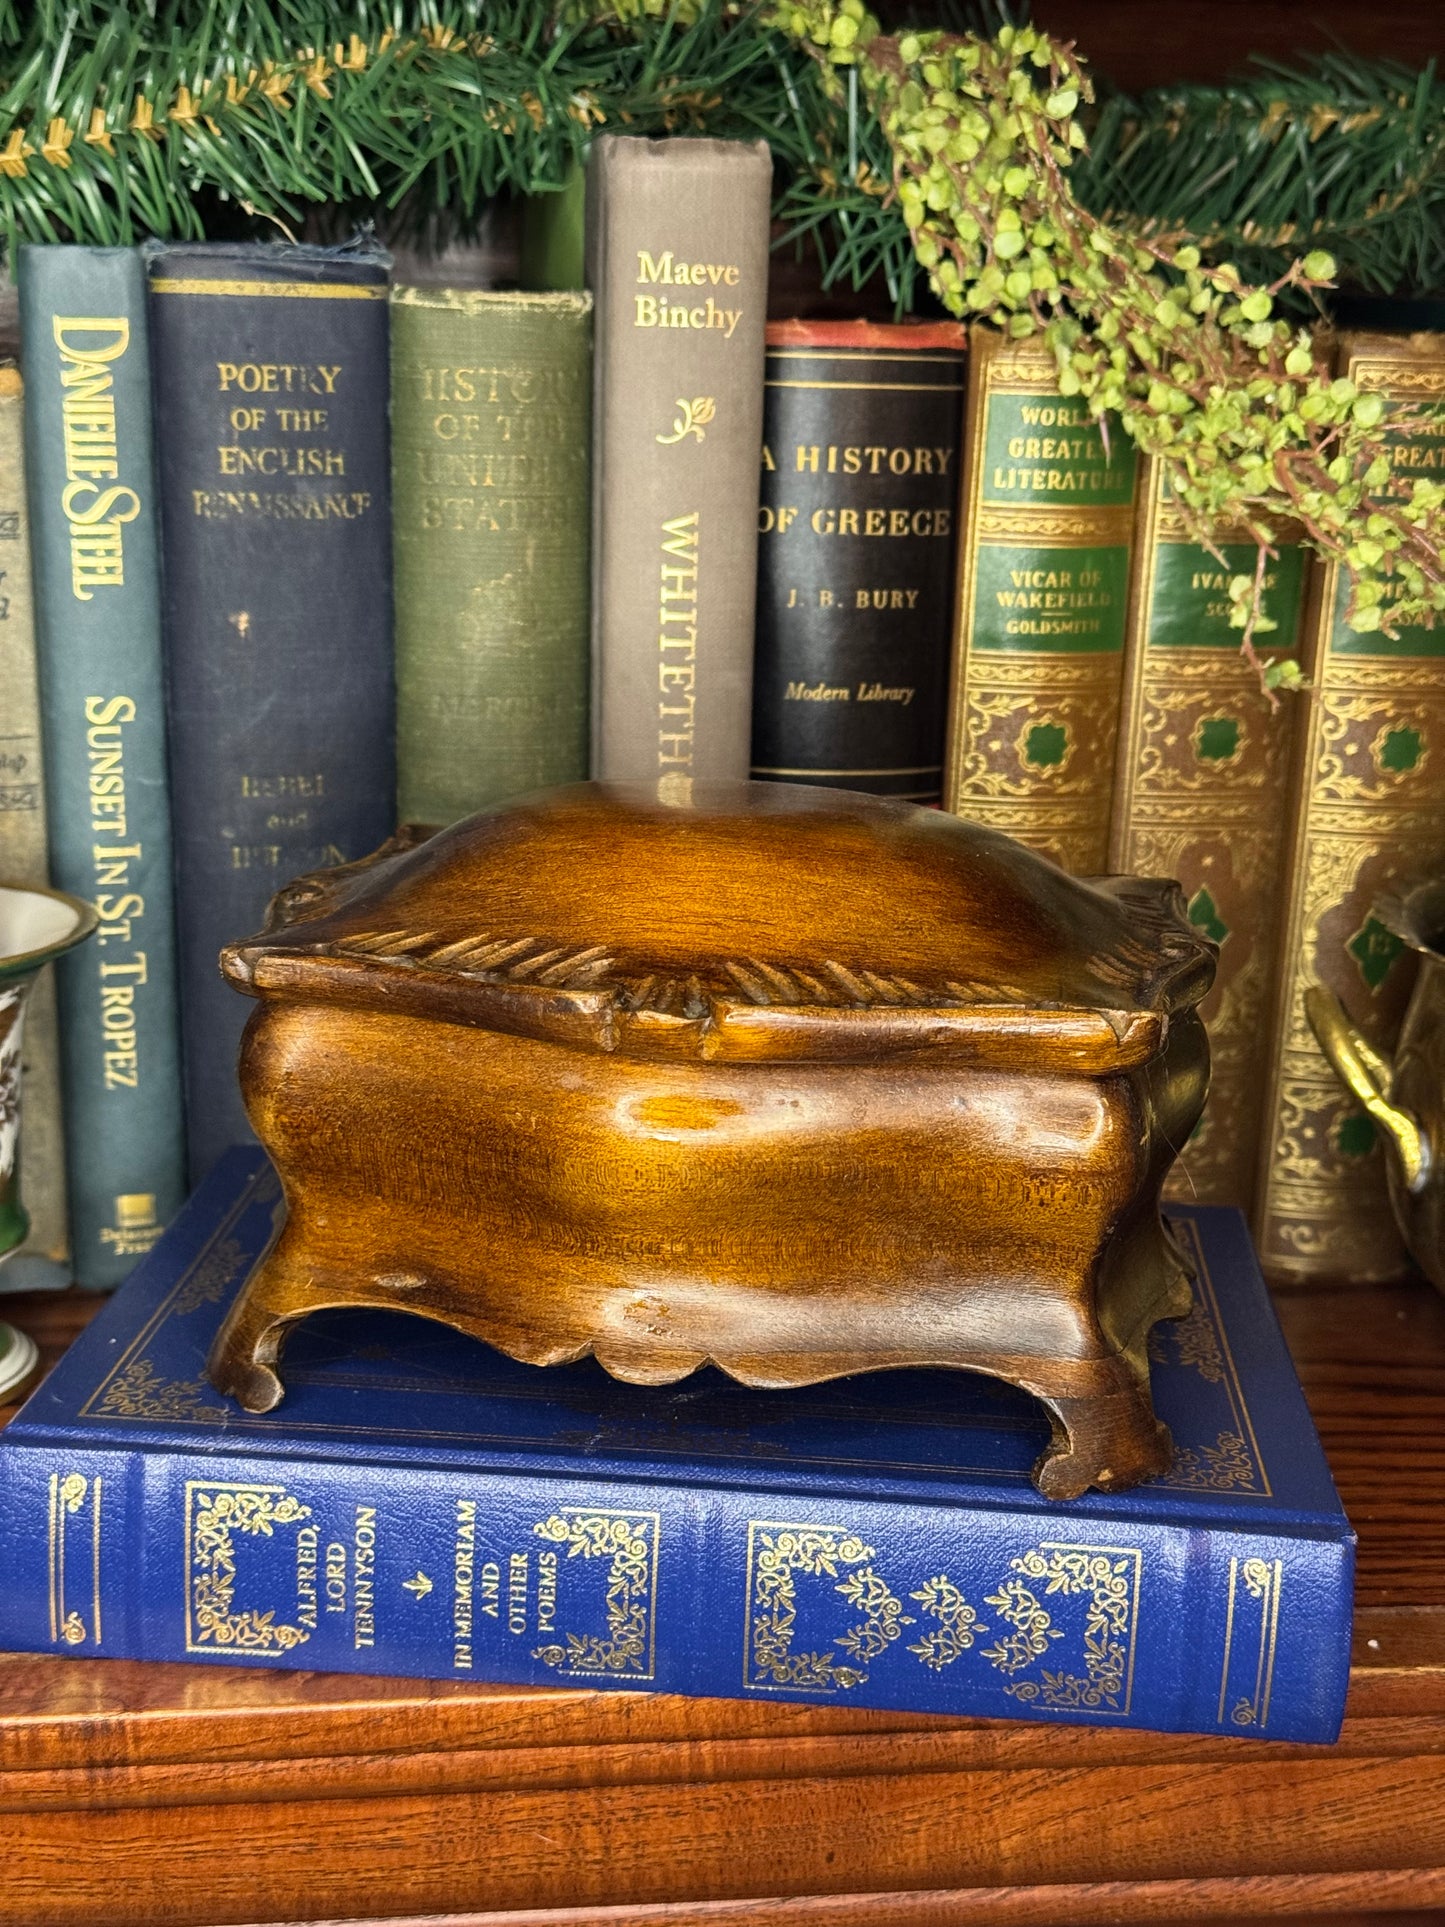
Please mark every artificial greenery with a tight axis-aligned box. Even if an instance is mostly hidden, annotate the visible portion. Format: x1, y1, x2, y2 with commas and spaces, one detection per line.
0, 1, 1440, 668
780, 2, 1443, 669
1081, 55, 1445, 307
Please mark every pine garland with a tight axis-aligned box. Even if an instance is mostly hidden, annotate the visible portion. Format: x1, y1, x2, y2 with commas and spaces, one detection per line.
0, 3, 811, 245
1080, 54, 1445, 302
0, 1, 1440, 667
0, 3, 1440, 298
777, 2, 1443, 668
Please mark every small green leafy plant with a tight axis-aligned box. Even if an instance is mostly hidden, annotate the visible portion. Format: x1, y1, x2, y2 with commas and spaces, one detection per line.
773, 2, 1444, 686
0, 0, 1439, 681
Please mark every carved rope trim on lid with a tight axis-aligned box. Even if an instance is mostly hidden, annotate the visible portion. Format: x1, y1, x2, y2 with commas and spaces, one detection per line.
326, 927, 1051, 1016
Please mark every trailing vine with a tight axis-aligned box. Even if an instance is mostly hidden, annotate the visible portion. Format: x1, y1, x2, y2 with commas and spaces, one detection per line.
774, 2, 1445, 681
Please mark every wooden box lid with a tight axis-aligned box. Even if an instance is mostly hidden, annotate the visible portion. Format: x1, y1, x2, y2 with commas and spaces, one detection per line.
222, 781, 1214, 1073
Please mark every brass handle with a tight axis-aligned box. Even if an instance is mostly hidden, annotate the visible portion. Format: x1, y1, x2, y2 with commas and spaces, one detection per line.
1304, 985, 1430, 1193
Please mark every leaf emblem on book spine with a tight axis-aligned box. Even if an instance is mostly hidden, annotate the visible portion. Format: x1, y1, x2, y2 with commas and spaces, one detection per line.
656, 396, 716, 445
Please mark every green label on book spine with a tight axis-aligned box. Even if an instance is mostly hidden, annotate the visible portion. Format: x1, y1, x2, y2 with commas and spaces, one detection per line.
945, 330, 1138, 873
981, 393, 1135, 506
1150, 543, 1307, 651
1256, 346, 1445, 1278
1330, 575, 1445, 657
970, 543, 1130, 654
1110, 458, 1309, 1212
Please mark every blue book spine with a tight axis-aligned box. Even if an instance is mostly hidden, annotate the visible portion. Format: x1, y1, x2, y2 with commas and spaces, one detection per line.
145, 243, 396, 1182
0, 1415, 1351, 1741
18, 246, 188, 1286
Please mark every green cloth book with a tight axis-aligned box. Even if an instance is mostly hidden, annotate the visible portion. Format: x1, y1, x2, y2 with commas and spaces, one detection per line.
391, 288, 592, 824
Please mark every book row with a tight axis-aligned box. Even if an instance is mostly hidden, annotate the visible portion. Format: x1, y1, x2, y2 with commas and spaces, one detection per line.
0, 134, 1442, 1293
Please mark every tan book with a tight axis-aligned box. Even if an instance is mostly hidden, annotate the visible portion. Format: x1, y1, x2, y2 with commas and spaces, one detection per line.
943, 326, 1138, 872
586, 135, 771, 786
1255, 332, 1445, 1280
1110, 461, 1309, 1210
0, 366, 66, 1265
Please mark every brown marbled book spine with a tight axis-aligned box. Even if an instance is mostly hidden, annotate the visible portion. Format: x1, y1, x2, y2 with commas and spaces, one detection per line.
1109, 458, 1309, 1211
586, 135, 771, 787
1255, 333, 1445, 1280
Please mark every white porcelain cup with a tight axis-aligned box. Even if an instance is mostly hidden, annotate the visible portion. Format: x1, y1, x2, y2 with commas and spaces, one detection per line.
0, 883, 98, 1397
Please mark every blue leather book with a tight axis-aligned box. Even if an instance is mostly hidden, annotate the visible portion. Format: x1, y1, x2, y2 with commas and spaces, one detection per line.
18, 246, 188, 1286
0, 1148, 1353, 1742
144, 242, 396, 1182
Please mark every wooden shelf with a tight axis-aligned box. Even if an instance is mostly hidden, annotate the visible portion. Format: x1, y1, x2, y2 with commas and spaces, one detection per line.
1, 1271, 1444, 1926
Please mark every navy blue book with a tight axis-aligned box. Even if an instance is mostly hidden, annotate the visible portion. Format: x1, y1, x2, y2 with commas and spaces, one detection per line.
0, 1149, 1353, 1742
145, 242, 396, 1183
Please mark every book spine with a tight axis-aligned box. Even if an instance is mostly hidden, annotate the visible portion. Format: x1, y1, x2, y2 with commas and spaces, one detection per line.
0, 366, 67, 1264
586, 135, 771, 785
391, 289, 592, 825
1109, 460, 1309, 1211
943, 325, 1137, 871
750, 326, 967, 802
1255, 333, 1445, 1281
146, 244, 396, 1182
0, 1429, 1350, 1743
520, 164, 587, 293
18, 247, 187, 1285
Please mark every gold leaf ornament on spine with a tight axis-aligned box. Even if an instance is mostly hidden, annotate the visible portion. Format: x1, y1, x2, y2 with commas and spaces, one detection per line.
656, 396, 716, 445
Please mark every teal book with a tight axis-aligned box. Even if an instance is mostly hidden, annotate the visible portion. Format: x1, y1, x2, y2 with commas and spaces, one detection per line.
18, 246, 187, 1286
0, 1148, 1353, 1743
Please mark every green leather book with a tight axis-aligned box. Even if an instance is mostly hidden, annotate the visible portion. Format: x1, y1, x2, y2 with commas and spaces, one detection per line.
1109, 461, 1309, 1213
0, 365, 67, 1270
19, 246, 187, 1286
1255, 332, 1445, 1282
392, 288, 592, 824
944, 326, 1138, 873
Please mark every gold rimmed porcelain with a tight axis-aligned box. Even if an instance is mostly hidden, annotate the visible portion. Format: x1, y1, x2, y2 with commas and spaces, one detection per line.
0, 884, 98, 1322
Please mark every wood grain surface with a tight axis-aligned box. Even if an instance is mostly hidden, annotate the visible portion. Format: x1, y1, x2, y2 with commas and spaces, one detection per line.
2, 1273, 1444, 1927
209, 786, 1215, 1500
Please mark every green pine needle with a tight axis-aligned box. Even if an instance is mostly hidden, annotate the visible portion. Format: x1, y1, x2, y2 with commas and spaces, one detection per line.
0, 4, 1437, 307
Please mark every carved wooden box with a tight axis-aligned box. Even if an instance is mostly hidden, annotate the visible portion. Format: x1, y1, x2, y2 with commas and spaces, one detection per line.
209, 781, 1215, 1497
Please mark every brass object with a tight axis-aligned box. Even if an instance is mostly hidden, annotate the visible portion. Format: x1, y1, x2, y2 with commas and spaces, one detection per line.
208, 781, 1215, 1498
1307, 882, 1445, 1291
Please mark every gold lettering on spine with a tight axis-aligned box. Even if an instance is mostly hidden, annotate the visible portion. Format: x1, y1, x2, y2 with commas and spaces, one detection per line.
658, 513, 700, 773
198, 359, 370, 522
453, 1498, 476, 1670
633, 251, 743, 338
353, 1506, 376, 1648
52, 319, 139, 599
79, 697, 155, 1134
